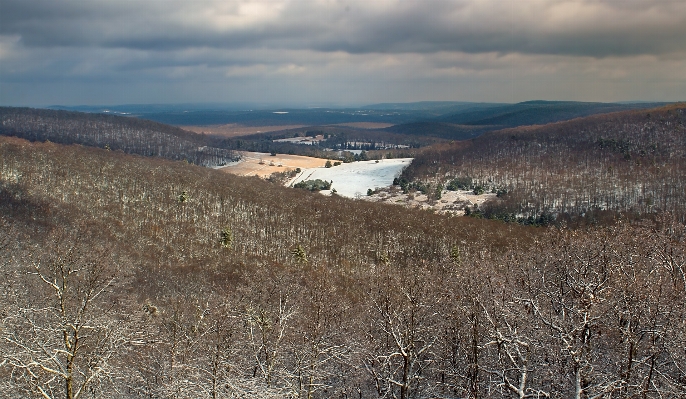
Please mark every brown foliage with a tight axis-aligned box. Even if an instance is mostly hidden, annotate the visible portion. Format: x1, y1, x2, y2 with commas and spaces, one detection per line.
1, 136, 684, 398
404, 104, 686, 223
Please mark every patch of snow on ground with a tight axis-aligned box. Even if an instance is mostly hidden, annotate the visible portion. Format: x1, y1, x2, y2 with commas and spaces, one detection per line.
289, 158, 413, 198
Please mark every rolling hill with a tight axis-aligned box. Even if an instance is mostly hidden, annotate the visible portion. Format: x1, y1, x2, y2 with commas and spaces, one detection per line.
1, 105, 684, 398
402, 103, 686, 223
0, 107, 238, 167
384, 101, 670, 140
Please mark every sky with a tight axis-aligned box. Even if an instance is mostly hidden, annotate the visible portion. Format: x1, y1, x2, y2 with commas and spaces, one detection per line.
1, 0, 685, 107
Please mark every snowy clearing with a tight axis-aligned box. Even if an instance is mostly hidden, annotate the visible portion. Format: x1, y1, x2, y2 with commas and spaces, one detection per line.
288, 158, 413, 198
366, 187, 496, 215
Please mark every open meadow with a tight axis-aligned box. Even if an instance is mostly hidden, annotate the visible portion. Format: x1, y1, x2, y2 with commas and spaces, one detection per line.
182, 124, 306, 137
220, 152, 493, 211
219, 151, 328, 177
289, 158, 413, 198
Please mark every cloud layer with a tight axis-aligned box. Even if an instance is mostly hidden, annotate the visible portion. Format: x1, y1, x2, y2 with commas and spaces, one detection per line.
2, 0, 685, 105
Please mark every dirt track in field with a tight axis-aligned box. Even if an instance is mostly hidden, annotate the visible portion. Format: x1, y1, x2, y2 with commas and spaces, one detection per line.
182, 122, 395, 137
182, 124, 306, 138
330, 122, 395, 129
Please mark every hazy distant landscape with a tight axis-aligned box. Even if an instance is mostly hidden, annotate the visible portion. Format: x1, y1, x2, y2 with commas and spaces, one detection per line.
2, 1, 685, 398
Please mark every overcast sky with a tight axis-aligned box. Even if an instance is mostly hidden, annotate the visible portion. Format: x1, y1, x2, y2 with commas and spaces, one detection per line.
1, 0, 685, 106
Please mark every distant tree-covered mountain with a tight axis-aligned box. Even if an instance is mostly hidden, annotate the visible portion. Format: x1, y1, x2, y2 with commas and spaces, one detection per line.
43, 101, 672, 143
0, 107, 238, 166
384, 101, 670, 140
382, 121, 492, 141
435, 100, 668, 127
49, 105, 431, 126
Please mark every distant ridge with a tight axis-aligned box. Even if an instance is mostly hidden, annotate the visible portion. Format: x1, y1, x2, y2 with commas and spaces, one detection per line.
0, 107, 238, 167
435, 100, 668, 126
384, 100, 671, 140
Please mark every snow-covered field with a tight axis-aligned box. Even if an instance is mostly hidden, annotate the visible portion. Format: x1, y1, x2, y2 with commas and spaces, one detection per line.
288, 158, 413, 198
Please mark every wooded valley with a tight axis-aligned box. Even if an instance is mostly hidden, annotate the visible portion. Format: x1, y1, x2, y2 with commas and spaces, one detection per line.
1, 105, 685, 398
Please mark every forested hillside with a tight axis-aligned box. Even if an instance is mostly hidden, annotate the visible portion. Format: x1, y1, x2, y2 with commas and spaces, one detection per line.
403, 104, 686, 223
435, 101, 664, 128
383, 101, 667, 140
0, 107, 238, 167
1, 135, 685, 398
383, 121, 489, 141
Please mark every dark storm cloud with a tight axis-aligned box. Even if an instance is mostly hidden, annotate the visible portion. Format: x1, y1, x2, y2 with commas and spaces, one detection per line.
2, 0, 685, 57
1, 1, 685, 106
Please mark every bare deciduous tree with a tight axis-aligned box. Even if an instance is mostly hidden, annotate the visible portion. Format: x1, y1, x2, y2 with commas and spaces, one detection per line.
2, 229, 119, 399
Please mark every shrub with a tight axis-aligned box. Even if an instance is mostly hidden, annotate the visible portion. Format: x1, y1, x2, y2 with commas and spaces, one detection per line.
293, 179, 332, 191
220, 227, 233, 248
446, 177, 473, 191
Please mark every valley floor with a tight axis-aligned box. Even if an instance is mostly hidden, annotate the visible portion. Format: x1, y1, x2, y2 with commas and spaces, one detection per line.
365, 187, 495, 215
182, 124, 306, 137
287, 158, 413, 198
220, 152, 493, 213
218, 151, 328, 177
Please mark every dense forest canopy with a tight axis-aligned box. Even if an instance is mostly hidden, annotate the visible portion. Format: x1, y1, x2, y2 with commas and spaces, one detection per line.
1, 103, 685, 398
1, 132, 685, 398
403, 104, 686, 224
0, 107, 238, 167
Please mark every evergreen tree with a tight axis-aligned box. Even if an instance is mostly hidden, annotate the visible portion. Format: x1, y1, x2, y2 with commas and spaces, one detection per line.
291, 244, 308, 264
